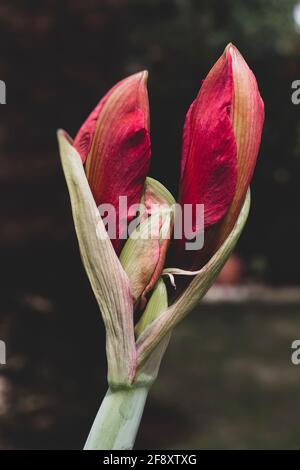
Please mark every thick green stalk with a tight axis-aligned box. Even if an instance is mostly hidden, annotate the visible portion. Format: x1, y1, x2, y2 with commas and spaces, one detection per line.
84, 280, 169, 450
84, 385, 150, 450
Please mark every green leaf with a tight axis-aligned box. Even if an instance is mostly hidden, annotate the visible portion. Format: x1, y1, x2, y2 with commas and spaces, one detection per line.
135, 278, 168, 337
135, 278, 171, 383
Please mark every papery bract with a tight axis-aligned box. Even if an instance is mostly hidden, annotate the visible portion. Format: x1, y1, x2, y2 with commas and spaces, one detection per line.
119, 178, 175, 309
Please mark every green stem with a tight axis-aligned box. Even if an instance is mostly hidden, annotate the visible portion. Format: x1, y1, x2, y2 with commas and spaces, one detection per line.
84, 385, 151, 450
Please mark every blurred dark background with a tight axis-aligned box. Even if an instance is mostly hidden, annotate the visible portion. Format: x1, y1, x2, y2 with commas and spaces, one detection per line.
0, 0, 300, 449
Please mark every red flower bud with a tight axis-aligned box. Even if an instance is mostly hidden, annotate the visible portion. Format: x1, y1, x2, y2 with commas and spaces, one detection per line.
73, 71, 151, 254
174, 44, 264, 269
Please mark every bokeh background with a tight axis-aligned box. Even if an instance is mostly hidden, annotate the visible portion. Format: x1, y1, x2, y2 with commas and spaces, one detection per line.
0, 0, 300, 449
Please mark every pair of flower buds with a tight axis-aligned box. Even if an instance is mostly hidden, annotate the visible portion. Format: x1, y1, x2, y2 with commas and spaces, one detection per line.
58, 44, 264, 387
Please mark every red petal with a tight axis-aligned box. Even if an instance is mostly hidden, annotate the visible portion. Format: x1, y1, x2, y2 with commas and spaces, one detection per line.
73, 83, 119, 163
73, 72, 151, 254
174, 48, 237, 268
173, 44, 264, 271
198, 45, 264, 269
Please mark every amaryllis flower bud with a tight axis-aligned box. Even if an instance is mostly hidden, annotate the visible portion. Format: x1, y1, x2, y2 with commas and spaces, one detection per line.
73, 71, 151, 254
174, 44, 264, 270
58, 46, 265, 450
